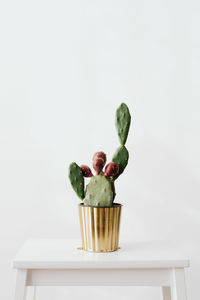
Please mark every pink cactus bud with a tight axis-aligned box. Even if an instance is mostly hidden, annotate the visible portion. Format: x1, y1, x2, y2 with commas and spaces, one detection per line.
104, 162, 119, 177
80, 165, 93, 177
92, 151, 107, 175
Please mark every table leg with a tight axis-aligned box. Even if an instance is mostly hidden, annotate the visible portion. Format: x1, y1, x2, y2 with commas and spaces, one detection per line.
162, 287, 171, 300
171, 268, 187, 300
14, 269, 27, 300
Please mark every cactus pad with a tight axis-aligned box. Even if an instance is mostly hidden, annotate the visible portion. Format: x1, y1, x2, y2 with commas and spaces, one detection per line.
112, 145, 129, 179
115, 103, 131, 145
84, 175, 113, 207
68, 162, 85, 200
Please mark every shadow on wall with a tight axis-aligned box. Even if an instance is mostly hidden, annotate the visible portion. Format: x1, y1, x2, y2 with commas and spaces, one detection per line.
120, 137, 200, 242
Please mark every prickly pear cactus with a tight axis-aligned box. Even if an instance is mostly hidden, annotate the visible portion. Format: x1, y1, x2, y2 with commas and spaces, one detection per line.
84, 175, 113, 207
115, 103, 131, 146
68, 162, 85, 200
68, 102, 131, 207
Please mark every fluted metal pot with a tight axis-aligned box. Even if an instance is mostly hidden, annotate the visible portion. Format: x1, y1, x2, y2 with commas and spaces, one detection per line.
78, 203, 122, 252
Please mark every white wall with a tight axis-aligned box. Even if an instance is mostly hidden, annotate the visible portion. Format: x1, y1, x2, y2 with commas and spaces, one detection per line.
0, 0, 200, 299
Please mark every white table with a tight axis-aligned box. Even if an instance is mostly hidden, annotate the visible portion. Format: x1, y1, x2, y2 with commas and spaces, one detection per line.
13, 239, 189, 300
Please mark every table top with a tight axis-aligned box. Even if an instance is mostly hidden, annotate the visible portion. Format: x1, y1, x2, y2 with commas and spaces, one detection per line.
13, 239, 189, 269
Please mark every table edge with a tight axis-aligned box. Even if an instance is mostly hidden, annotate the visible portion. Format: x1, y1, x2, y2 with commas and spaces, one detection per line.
12, 259, 190, 269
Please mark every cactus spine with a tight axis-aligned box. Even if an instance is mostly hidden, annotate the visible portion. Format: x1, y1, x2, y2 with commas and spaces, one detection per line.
68, 102, 131, 207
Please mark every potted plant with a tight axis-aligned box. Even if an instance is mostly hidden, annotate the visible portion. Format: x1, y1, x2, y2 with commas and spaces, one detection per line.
68, 103, 131, 252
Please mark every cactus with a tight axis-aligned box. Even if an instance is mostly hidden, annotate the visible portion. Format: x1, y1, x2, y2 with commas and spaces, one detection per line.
112, 145, 129, 180
115, 103, 131, 146
84, 175, 113, 207
68, 103, 131, 207
68, 162, 85, 200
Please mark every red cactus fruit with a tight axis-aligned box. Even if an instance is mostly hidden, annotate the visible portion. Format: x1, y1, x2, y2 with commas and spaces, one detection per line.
92, 151, 107, 175
80, 165, 93, 177
93, 151, 106, 164
104, 162, 119, 177
93, 159, 104, 175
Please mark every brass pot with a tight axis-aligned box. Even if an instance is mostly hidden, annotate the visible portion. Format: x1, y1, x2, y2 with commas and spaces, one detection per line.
78, 203, 122, 252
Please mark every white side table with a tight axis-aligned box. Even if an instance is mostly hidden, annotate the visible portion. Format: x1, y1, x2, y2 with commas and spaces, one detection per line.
13, 239, 189, 300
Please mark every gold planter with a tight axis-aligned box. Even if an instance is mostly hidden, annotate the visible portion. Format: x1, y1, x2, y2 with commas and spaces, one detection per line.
78, 203, 122, 252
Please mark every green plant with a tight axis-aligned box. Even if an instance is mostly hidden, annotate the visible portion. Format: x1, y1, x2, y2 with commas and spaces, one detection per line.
68, 103, 131, 207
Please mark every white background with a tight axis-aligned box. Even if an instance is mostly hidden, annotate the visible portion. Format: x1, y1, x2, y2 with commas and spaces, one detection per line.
0, 0, 200, 299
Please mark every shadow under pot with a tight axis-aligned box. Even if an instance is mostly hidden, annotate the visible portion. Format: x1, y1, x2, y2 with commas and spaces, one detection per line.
78, 203, 122, 252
